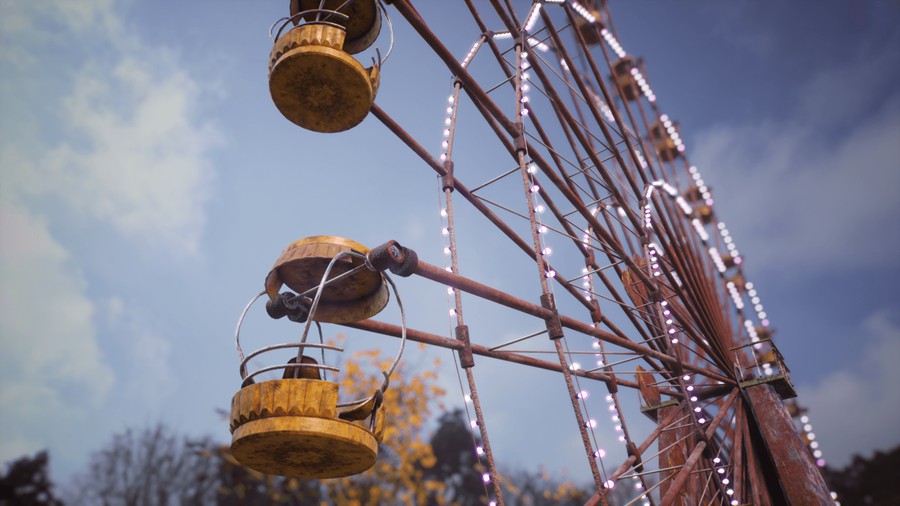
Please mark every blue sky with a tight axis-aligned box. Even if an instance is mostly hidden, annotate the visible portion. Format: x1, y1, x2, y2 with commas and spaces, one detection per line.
1, 0, 898, 488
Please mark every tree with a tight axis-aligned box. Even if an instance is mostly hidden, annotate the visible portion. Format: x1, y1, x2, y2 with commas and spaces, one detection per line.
503, 467, 592, 506
318, 347, 447, 505
0, 450, 64, 506
66, 425, 219, 506
424, 409, 490, 505
212, 446, 323, 505
824, 445, 900, 506
210, 342, 449, 504
65, 339, 449, 506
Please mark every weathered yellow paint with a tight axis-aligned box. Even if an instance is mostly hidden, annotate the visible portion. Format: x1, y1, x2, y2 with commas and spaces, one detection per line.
230, 379, 379, 478
292, 0, 382, 55
269, 24, 379, 133
232, 415, 378, 479
264, 236, 388, 323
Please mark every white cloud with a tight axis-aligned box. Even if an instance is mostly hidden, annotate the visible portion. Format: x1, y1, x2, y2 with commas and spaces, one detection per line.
39, 54, 221, 255
692, 38, 900, 276
0, 0, 118, 39
102, 297, 176, 411
0, 0, 220, 476
2, 0, 221, 257
796, 310, 900, 467
0, 200, 114, 465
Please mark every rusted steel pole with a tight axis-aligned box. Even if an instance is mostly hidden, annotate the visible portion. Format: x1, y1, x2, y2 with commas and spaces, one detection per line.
584, 21, 664, 184
370, 104, 535, 261
632, 96, 673, 182
341, 318, 687, 396
459, 0, 659, 359
742, 412, 771, 506
660, 441, 706, 506
414, 258, 735, 384
658, 389, 738, 506
733, 399, 746, 505
440, 47, 506, 505
511, 37, 605, 491
372, 102, 656, 369
542, 9, 646, 196
608, 402, 686, 481
390, 0, 656, 292
416, 259, 659, 371
526, 110, 657, 347
655, 191, 733, 347
744, 385, 833, 505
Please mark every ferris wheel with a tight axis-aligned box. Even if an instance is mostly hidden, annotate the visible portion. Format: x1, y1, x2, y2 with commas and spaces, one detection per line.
227, 1, 837, 504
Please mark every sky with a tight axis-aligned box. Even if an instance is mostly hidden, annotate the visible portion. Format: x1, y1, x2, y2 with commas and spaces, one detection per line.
1, 0, 898, 490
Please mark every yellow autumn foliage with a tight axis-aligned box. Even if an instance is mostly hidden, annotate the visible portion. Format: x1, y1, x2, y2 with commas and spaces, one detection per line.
321, 341, 448, 506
